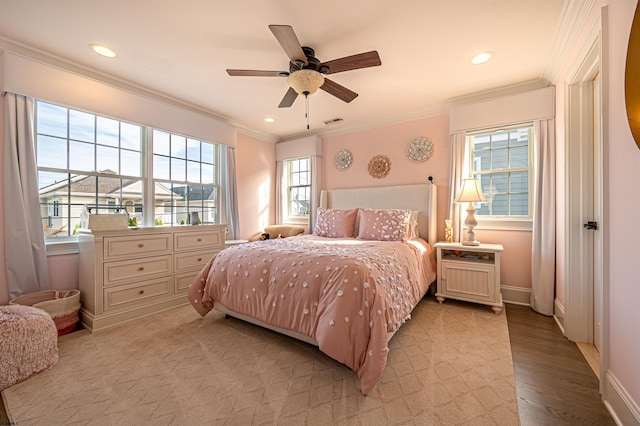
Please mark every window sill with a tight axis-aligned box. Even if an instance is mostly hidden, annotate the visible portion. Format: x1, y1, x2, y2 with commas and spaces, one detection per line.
284, 216, 309, 226
45, 238, 79, 255
475, 218, 532, 232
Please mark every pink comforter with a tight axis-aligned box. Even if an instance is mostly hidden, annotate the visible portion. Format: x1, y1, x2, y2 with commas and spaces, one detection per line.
188, 235, 436, 395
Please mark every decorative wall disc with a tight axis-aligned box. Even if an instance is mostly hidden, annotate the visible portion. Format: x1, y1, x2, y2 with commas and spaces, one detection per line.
334, 149, 353, 171
407, 137, 434, 162
368, 155, 391, 179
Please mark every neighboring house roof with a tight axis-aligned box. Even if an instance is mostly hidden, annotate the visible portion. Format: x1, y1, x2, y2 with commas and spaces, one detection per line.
39, 170, 182, 201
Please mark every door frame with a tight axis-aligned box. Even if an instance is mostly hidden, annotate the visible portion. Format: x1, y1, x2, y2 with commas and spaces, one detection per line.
563, 22, 603, 347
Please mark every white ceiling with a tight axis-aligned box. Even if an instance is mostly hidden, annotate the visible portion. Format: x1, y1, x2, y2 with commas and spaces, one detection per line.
0, 1, 567, 142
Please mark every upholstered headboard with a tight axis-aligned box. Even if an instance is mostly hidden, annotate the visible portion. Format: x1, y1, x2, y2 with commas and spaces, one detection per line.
319, 183, 438, 245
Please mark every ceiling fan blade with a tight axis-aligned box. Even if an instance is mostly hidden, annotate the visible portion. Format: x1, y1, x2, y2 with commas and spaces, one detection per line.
320, 78, 358, 103
278, 87, 299, 108
321, 51, 381, 75
269, 25, 308, 65
226, 69, 288, 77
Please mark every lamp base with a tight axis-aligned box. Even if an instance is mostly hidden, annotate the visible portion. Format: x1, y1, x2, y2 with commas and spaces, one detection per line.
461, 240, 481, 246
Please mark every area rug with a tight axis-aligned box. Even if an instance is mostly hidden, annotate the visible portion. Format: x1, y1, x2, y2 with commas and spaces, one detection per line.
2, 296, 519, 425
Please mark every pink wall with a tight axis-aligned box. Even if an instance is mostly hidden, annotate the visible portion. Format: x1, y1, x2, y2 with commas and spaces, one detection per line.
601, 0, 640, 406
235, 133, 276, 240
322, 114, 533, 289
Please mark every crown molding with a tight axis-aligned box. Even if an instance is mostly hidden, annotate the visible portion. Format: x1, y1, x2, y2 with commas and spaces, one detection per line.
0, 36, 241, 127
543, 0, 597, 83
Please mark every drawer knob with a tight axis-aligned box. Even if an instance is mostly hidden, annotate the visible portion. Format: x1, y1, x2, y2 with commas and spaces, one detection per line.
139, 290, 144, 295
197, 258, 202, 262
138, 267, 144, 271
138, 243, 144, 248
197, 238, 202, 242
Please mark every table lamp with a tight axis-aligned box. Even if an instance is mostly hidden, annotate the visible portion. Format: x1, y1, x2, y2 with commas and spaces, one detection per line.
454, 177, 487, 246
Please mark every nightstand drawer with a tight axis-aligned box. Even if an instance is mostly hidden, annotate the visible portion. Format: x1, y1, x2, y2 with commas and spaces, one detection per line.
174, 249, 218, 273
174, 230, 224, 252
103, 277, 172, 312
104, 255, 172, 286
103, 234, 172, 260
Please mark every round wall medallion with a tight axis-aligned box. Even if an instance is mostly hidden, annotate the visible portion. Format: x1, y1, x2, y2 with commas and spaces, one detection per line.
334, 149, 353, 171
407, 137, 434, 162
368, 155, 391, 179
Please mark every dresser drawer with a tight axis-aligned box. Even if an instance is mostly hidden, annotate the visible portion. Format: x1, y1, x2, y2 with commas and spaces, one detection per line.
175, 271, 199, 294
174, 230, 223, 252
104, 255, 172, 286
103, 277, 172, 312
174, 249, 218, 273
103, 234, 172, 260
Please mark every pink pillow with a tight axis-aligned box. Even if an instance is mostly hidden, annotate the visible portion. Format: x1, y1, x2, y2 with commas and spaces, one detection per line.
313, 208, 358, 238
358, 209, 411, 242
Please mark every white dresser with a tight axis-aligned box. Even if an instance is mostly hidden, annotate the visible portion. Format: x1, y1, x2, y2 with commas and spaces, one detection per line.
78, 224, 226, 332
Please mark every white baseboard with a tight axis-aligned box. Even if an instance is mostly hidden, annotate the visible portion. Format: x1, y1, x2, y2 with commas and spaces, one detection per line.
501, 285, 531, 306
604, 371, 640, 426
554, 298, 565, 334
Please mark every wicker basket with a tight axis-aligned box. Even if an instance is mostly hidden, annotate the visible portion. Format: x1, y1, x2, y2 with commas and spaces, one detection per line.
10, 290, 81, 336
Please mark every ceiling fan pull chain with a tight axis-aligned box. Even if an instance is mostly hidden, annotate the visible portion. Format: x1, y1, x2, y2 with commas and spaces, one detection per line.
305, 92, 310, 130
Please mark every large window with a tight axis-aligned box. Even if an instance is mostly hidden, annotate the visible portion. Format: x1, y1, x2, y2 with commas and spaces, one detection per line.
284, 157, 310, 219
35, 100, 221, 237
467, 124, 533, 220
152, 130, 218, 226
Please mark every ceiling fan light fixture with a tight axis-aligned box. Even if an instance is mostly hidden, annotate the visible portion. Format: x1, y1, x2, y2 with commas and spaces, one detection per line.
287, 69, 325, 95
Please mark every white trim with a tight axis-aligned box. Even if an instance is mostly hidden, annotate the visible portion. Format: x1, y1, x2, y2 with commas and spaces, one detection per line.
563, 18, 602, 345
45, 239, 79, 255
475, 218, 533, 232
544, 0, 597, 84
604, 371, 640, 426
501, 285, 531, 306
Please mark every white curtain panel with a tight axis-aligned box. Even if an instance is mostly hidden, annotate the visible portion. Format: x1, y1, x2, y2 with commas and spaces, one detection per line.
530, 119, 556, 315
309, 155, 322, 232
447, 132, 468, 242
275, 161, 284, 225
3, 93, 51, 299
220, 146, 240, 240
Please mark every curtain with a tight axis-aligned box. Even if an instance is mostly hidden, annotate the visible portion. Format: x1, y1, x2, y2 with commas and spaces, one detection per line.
309, 155, 322, 231
219, 146, 240, 240
448, 132, 468, 242
275, 160, 284, 224
530, 119, 556, 315
4, 93, 51, 299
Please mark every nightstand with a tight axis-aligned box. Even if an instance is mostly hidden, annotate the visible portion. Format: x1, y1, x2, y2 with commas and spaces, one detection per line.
434, 242, 504, 314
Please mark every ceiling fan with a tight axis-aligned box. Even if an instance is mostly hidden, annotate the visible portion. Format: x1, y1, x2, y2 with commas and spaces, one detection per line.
226, 25, 382, 108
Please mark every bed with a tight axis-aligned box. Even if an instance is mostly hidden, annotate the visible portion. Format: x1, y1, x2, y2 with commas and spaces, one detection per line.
188, 183, 437, 395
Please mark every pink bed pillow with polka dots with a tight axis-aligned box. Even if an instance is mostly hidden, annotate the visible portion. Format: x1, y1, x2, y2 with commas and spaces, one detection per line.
357, 208, 411, 242
313, 208, 358, 238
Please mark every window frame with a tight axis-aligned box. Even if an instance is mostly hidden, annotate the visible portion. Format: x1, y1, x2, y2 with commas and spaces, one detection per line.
466, 123, 534, 231
282, 156, 311, 225
35, 100, 223, 250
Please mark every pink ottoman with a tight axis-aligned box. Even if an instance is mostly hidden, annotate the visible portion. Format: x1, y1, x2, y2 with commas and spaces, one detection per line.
0, 305, 59, 390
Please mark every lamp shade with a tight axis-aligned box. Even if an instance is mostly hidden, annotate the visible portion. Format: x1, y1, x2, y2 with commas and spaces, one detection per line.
454, 177, 487, 203
287, 69, 325, 95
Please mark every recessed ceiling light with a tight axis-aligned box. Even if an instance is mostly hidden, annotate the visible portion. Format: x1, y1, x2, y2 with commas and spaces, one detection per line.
264, 117, 276, 123
470, 51, 493, 65
89, 43, 117, 58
